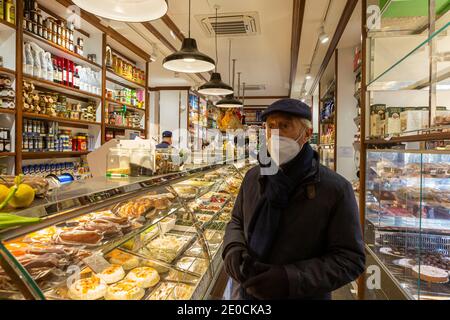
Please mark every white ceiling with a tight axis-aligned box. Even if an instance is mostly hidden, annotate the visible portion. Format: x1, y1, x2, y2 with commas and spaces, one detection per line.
162, 0, 293, 96
39, 0, 363, 98
291, 0, 347, 99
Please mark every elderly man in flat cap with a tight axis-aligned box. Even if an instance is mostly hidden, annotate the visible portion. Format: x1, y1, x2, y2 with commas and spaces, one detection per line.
222, 98, 365, 300
156, 131, 173, 149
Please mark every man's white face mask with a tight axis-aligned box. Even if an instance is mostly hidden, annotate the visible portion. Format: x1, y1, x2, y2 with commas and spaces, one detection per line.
267, 130, 304, 166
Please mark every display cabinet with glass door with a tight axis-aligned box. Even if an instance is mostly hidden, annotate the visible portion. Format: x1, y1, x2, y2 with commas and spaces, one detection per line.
364, 148, 450, 300
362, 0, 450, 300
0, 163, 252, 300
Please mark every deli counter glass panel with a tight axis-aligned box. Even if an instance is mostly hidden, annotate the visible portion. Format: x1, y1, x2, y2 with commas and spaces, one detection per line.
0, 163, 253, 300
365, 149, 450, 300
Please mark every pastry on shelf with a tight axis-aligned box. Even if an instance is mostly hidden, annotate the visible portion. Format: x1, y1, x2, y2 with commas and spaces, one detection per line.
81, 219, 123, 238
107, 250, 140, 271
411, 265, 449, 283
23, 226, 57, 244
125, 267, 160, 288
68, 276, 108, 300
105, 279, 145, 300
116, 197, 155, 219
172, 186, 198, 199
147, 282, 176, 300
56, 229, 103, 246
169, 283, 195, 300
139, 235, 187, 263
96, 264, 125, 284
165, 269, 199, 283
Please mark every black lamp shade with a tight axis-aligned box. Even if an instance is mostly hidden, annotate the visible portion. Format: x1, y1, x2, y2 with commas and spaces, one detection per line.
163, 38, 215, 73
198, 73, 234, 96
216, 94, 243, 108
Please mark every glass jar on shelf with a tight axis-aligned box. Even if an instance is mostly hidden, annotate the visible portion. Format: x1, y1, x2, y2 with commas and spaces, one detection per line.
130, 147, 153, 177
106, 147, 131, 177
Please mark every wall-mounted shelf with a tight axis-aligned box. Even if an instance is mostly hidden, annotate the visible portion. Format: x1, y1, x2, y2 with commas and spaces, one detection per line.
1, 2, 150, 175
0, 109, 16, 115
0, 152, 15, 157
105, 98, 145, 113
22, 112, 101, 128
106, 69, 145, 89
0, 19, 16, 32
23, 31, 102, 70
0, 67, 16, 77
23, 75, 102, 100
22, 151, 90, 160
106, 124, 145, 131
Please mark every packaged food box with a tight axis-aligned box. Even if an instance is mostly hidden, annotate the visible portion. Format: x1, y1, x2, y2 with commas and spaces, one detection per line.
369, 104, 386, 137
400, 107, 428, 133
385, 107, 403, 134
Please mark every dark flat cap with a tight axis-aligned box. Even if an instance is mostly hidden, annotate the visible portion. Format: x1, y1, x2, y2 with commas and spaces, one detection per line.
162, 131, 173, 138
261, 98, 312, 121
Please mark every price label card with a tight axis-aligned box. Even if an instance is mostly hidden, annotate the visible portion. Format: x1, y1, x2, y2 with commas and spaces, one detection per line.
82, 253, 111, 274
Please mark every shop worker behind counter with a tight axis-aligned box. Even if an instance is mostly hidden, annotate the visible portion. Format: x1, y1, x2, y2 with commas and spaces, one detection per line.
156, 131, 173, 149
222, 98, 366, 300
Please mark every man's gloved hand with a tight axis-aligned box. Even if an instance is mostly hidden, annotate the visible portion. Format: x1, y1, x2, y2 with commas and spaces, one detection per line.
223, 244, 248, 283
242, 262, 289, 300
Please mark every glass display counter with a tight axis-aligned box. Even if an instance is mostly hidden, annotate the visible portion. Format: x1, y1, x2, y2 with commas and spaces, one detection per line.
365, 149, 450, 300
0, 162, 256, 300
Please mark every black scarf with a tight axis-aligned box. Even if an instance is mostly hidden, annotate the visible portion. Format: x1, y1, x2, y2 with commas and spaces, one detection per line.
247, 142, 315, 262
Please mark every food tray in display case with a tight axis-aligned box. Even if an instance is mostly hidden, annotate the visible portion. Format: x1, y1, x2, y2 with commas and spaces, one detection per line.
0, 163, 254, 300
365, 149, 450, 300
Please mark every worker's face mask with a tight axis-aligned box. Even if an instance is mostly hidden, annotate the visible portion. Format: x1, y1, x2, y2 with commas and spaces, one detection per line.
267, 129, 305, 166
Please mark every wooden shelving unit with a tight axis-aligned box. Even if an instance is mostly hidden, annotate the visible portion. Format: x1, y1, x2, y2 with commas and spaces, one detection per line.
105, 124, 145, 131
0, 19, 16, 31
23, 31, 102, 70
0, 1, 151, 174
23, 75, 102, 100
106, 70, 146, 89
22, 112, 101, 128
317, 50, 338, 172
0, 152, 15, 157
0, 66, 16, 76
22, 151, 90, 159
105, 98, 145, 113
0, 109, 16, 115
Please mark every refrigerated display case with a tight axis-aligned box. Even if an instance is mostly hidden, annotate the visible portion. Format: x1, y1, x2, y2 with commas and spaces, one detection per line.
364, 149, 450, 300
0, 162, 255, 300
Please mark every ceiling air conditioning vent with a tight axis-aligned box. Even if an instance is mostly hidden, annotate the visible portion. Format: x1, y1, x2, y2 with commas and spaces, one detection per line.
196, 12, 261, 37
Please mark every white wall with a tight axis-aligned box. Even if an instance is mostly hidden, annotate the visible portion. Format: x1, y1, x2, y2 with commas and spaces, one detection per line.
159, 90, 180, 136
148, 91, 159, 144
336, 47, 358, 182
312, 93, 319, 134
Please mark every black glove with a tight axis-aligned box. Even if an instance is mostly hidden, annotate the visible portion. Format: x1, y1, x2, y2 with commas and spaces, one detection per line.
223, 244, 247, 283
242, 262, 289, 300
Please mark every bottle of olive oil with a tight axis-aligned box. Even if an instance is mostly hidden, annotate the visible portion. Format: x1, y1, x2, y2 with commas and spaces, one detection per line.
5, 0, 15, 24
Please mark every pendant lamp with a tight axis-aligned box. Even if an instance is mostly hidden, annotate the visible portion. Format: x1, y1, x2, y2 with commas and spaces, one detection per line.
73, 0, 168, 22
198, 6, 233, 96
163, 0, 215, 73
216, 54, 243, 108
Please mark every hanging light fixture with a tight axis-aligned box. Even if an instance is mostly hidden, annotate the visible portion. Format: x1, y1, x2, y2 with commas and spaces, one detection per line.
216, 42, 243, 108
72, 0, 168, 22
198, 6, 233, 96
319, 25, 329, 44
163, 0, 215, 73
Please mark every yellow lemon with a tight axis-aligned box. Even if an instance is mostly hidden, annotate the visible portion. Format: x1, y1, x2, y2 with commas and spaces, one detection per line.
8, 184, 35, 209
0, 184, 9, 203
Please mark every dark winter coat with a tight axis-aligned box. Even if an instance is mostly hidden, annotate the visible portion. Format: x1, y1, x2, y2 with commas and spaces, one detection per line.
222, 154, 366, 300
